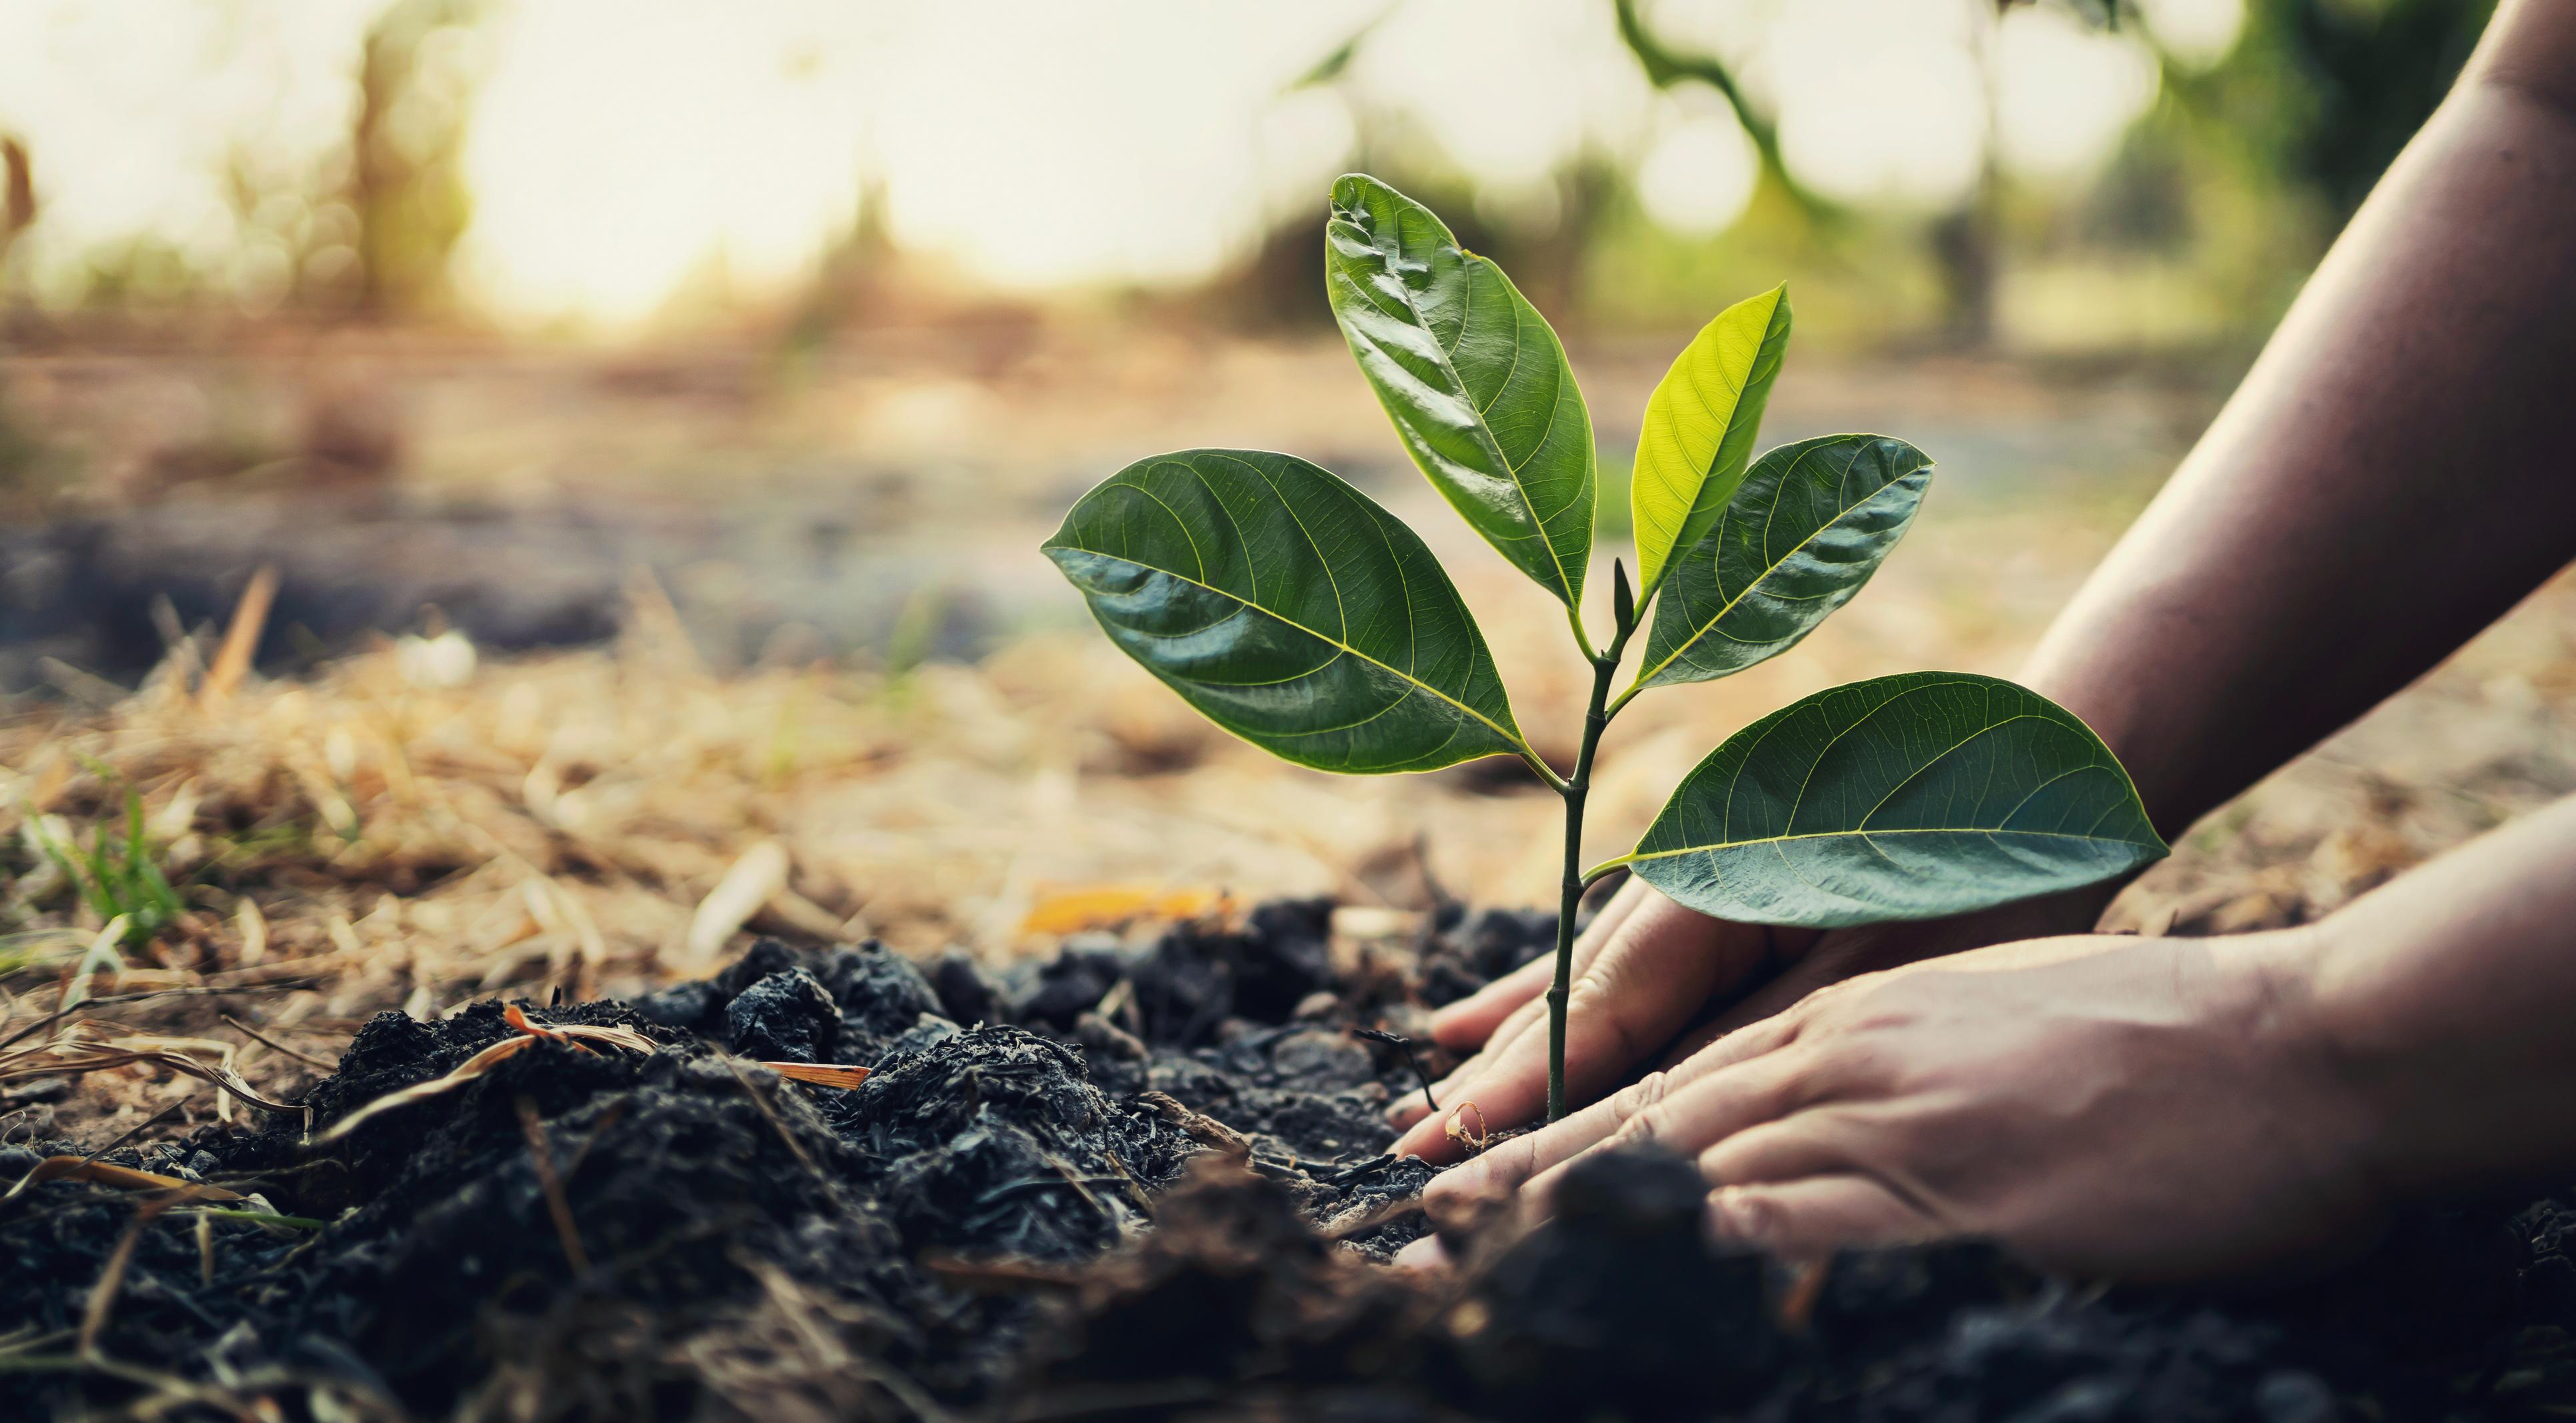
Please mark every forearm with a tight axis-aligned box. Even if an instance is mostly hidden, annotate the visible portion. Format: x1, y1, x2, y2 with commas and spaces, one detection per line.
2290, 793, 2576, 1200
2021, 0, 2576, 840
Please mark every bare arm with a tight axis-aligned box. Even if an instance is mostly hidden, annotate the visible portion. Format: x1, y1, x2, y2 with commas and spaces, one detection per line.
1411, 791, 2576, 1280
1397, 0, 2576, 1171
2026, 0, 2576, 838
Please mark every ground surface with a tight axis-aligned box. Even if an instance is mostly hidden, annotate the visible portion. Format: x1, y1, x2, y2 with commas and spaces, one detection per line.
7, 331, 2576, 1418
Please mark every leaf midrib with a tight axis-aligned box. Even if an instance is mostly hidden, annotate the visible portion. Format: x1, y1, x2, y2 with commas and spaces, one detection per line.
1626, 824, 2152, 863
1630, 451, 1921, 689
1053, 538, 1523, 754
1337, 212, 1580, 604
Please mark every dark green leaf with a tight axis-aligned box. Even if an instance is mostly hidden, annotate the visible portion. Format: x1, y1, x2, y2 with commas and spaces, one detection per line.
1043, 449, 1527, 775
1631, 435, 1931, 692
1626, 673, 2165, 927
1325, 174, 1594, 608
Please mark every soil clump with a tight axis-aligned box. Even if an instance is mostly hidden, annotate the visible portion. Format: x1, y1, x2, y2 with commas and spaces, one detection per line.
3, 901, 2571, 1420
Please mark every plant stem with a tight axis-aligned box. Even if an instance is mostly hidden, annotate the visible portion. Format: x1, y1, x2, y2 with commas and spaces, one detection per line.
1545, 627, 1631, 1122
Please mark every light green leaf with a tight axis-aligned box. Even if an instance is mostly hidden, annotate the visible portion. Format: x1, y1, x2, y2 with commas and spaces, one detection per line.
1631, 434, 1931, 692
1043, 449, 1527, 775
1630, 284, 1791, 595
1325, 174, 1594, 609
1626, 673, 2165, 928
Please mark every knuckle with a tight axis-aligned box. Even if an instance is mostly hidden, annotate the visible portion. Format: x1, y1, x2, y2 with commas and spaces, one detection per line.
1565, 973, 1619, 1012
1569, 974, 1653, 1055
1611, 1102, 1670, 1146
1611, 1070, 1671, 1121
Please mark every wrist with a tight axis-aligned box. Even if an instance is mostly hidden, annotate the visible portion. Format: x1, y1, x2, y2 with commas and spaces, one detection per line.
2238, 921, 2407, 1216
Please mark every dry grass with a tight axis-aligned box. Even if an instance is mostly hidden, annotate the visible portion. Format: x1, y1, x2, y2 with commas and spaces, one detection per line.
6, 556, 2576, 1151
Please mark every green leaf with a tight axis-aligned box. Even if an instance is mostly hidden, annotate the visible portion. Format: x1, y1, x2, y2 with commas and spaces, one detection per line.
1325, 174, 1595, 608
1043, 449, 1527, 775
1625, 673, 2165, 928
1629, 284, 1791, 595
1631, 434, 1931, 692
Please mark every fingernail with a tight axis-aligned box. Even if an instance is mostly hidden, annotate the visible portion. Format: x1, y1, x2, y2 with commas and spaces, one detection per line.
1394, 1234, 1451, 1272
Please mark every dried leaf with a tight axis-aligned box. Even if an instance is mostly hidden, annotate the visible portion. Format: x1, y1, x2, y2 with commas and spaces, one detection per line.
683, 840, 790, 969
15, 1156, 245, 1204
0, 1030, 302, 1118
503, 1003, 656, 1056
760, 1061, 872, 1089
312, 1033, 539, 1144
1019, 884, 1227, 937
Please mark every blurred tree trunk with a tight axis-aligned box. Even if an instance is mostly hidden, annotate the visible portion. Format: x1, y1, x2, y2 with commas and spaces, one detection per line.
1937, 3, 2005, 349
349, 0, 481, 318
0, 136, 31, 333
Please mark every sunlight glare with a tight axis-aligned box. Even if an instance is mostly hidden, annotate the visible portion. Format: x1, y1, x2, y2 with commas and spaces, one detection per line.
1765, 0, 1988, 211
1995, 6, 2161, 183
1636, 103, 1759, 236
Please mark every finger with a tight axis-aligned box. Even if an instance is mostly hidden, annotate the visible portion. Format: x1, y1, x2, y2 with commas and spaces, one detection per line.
1398, 988, 1555, 1127
1705, 1174, 1939, 1256
1394, 1234, 1453, 1272
1519, 1046, 1823, 1207
1650, 985, 1819, 1084
1428, 879, 1651, 1051
1391, 903, 1751, 1160
1697, 1115, 1860, 1188
1421, 1008, 1829, 1219
1391, 1013, 1532, 1132
1393, 890, 1657, 1131
1427, 954, 1557, 1052
1420, 1070, 1671, 1226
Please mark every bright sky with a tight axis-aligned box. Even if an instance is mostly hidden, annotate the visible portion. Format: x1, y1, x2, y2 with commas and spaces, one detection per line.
0, 0, 2239, 329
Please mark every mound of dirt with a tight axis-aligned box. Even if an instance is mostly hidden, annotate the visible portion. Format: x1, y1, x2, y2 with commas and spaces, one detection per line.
4, 902, 2573, 1421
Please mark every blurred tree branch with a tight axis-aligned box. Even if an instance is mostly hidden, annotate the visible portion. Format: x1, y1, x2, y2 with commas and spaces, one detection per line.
1610, 0, 1835, 222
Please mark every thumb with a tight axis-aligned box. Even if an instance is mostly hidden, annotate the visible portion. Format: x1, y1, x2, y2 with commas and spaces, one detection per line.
1704, 1175, 1939, 1258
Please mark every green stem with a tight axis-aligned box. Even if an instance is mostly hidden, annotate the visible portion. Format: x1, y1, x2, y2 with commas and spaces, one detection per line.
1517, 743, 1572, 795
1564, 601, 1601, 663
1545, 615, 1637, 1122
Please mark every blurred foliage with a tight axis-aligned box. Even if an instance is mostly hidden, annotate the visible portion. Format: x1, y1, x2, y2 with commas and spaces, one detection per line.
25, 785, 184, 950
0, 0, 2509, 353
350, 0, 485, 314
2164, 0, 2495, 219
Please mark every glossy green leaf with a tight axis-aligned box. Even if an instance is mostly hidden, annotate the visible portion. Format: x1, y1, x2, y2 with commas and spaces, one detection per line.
1043, 449, 1527, 775
1325, 174, 1594, 608
1631, 435, 1931, 692
1625, 673, 2165, 928
1630, 284, 1792, 595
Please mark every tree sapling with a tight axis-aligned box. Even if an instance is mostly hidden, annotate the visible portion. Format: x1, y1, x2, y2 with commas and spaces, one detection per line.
1045, 175, 2165, 1124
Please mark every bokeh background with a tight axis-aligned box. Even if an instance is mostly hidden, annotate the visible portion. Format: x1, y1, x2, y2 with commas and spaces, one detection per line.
9, 0, 2567, 1008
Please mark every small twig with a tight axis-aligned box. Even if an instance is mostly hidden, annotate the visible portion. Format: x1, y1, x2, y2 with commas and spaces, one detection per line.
80, 1196, 177, 1357
557, 1100, 627, 1184
1317, 1152, 1395, 1186
199, 564, 277, 711
717, 1056, 829, 1188
1443, 1100, 1490, 1158
0, 983, 316, 1055
1355, 1027, 1435, 1114
219, 1013, 337, 1072
1778, 1258, 1832, 1331
1321, 1194, 1425, 1241
4, 1098, 191, 1206
515, 1096, 590, 1275
177, 1206, 325, 1230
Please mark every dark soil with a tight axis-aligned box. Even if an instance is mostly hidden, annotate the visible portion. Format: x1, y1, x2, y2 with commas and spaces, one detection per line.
4, 900, 2573, 1421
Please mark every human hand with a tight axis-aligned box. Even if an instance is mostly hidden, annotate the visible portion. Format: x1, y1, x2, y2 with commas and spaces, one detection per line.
1414, 927, 2388, 1282
1388, 878, 2113, 1164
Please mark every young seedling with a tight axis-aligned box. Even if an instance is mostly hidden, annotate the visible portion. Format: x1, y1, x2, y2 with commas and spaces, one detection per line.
1046, 175, 2167, 1122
